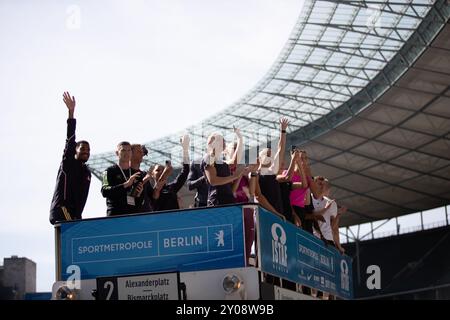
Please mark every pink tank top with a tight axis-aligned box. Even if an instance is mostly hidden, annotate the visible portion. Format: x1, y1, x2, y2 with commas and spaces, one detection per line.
288, 171, 308, 208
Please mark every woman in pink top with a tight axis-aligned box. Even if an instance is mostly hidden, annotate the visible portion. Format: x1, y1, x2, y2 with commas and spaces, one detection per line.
287, 150, 308, 218
279, 149, 319, 232
289, 167, 309, 208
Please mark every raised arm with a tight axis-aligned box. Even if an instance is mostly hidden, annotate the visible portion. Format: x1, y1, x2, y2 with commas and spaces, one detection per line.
62, 91, 77, 161
273, 118, 289, 173
64, 91, 75, 119
159, 163, 174, 184
276, 150, 299, 182
229, 128, 244, 165
181, 134, 190, 165
167, 135, 191, 193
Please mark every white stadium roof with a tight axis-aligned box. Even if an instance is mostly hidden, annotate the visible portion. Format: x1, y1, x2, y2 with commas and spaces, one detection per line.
89, 0, 450, 226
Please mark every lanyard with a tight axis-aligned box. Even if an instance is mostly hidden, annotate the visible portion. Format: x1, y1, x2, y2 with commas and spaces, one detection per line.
118, 165, 131, 182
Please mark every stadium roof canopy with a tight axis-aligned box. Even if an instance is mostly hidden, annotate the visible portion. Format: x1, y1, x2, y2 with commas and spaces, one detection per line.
89, 0, 450, 226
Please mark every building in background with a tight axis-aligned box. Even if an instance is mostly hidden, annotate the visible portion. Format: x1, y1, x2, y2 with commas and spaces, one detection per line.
0, 255, 36, 300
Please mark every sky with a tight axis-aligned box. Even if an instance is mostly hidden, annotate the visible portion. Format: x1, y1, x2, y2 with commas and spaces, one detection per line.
0, 0, 305, 292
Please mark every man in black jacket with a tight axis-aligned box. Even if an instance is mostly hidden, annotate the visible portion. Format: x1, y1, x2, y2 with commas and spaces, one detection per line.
49, 92, 91, 225
101, 142, 145, 216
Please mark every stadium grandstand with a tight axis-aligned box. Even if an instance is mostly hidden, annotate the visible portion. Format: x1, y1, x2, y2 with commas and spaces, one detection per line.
88, 0, 450, 299
345, 224, 450, 299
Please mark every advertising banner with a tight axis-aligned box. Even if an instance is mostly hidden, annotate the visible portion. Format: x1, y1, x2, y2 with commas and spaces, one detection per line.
258, 207, 353, 299
59, 206, 245, 280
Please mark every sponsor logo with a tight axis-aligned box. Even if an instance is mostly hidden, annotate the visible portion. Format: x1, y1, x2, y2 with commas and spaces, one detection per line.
340, 259, 350, 291
271, 223, 288, 272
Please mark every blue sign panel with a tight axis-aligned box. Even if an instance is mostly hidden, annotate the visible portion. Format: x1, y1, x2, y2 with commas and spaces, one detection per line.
59, 206, 245, 280
258, 207, 353, 299
24, 292, 52, 300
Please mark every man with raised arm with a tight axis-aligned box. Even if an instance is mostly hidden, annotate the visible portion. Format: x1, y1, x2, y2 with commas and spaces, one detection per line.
49, 92, 91, 224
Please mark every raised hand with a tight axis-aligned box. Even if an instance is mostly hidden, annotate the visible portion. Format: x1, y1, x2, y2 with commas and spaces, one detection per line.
63, 91, 76, 118
233, 126, 242, 138
180, 134, 190, 150
279, 117, 289, 131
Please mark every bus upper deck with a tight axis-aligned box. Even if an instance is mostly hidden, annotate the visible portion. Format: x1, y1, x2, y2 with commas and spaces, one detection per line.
53, 204, 353, 300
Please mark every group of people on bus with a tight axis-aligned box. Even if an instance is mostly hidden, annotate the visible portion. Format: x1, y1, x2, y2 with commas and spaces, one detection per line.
50, 92, 346, 256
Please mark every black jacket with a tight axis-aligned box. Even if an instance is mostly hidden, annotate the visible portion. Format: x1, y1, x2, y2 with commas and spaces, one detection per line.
187, 161, 208, 206
101, 164, 145, 216
49, 119, 91, 224
151, 164, 189, 211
